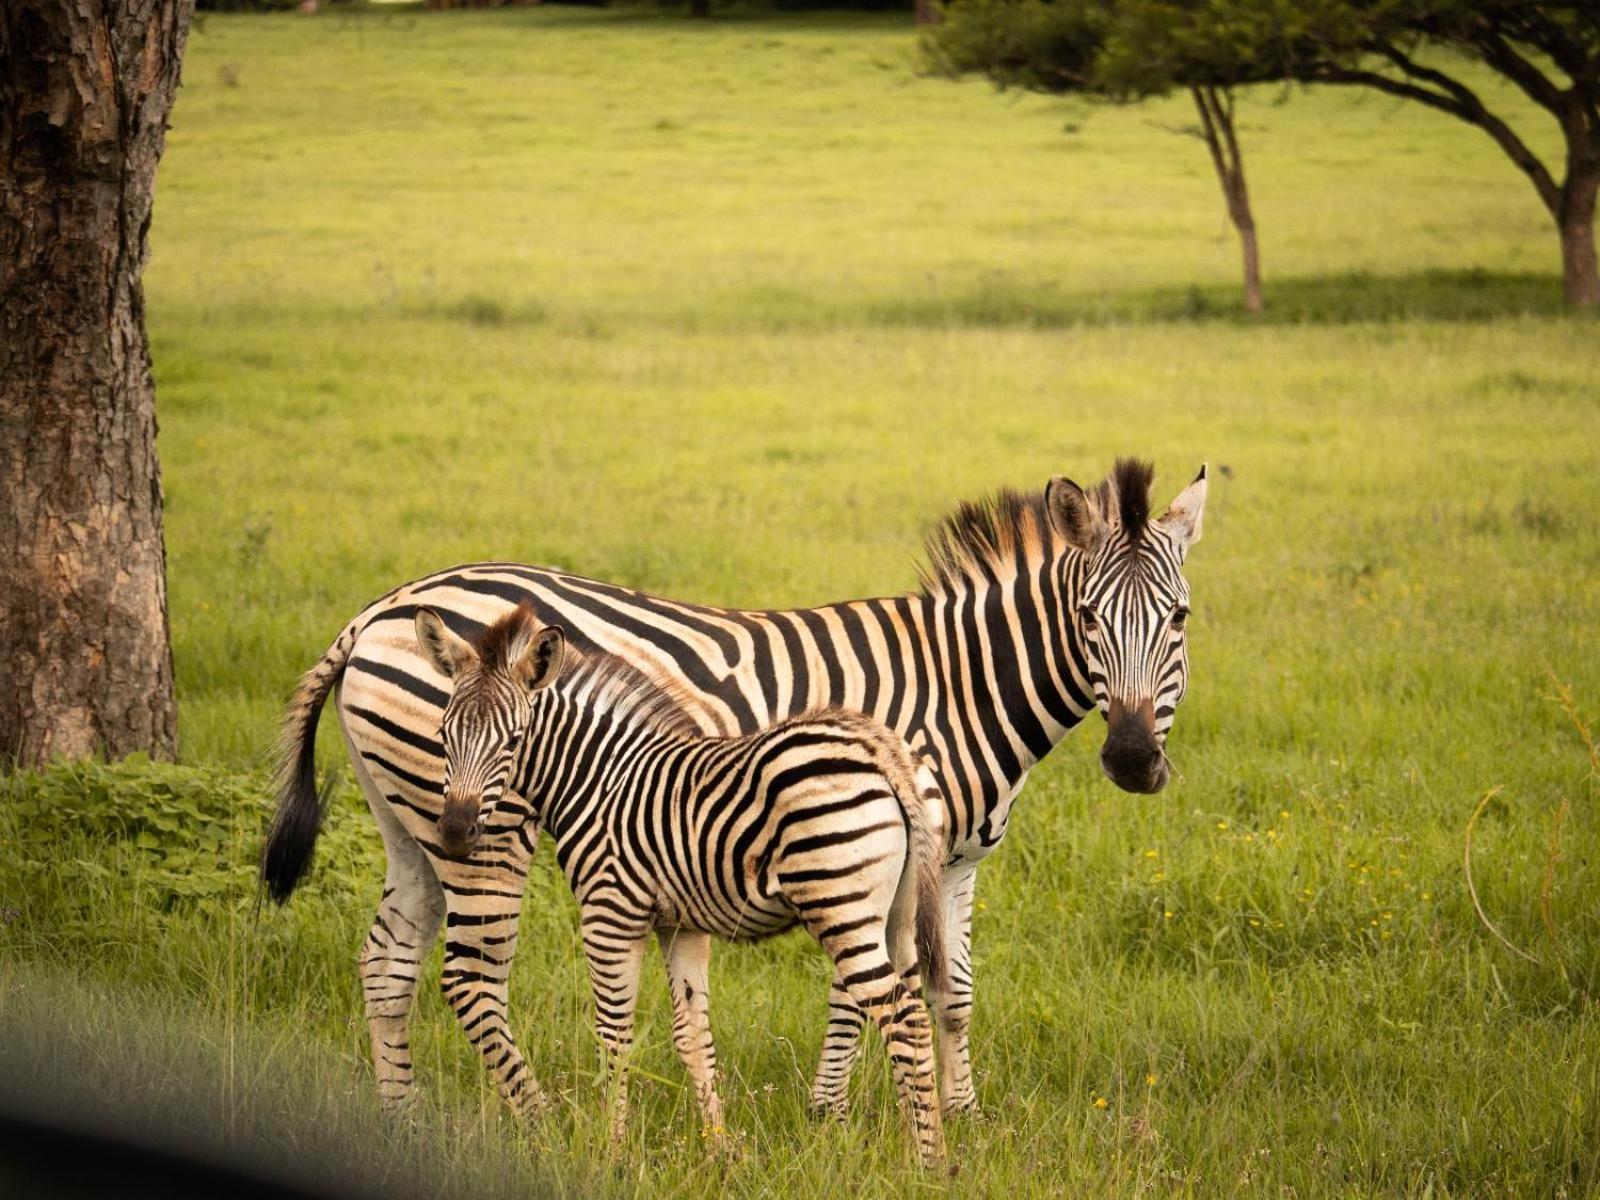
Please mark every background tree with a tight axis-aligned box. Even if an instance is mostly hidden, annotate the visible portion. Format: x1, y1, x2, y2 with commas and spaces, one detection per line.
1, 0, 194, 767
928, 0, 1600, 309
1280, 2, 1600, 309
924, 0, 1275, 311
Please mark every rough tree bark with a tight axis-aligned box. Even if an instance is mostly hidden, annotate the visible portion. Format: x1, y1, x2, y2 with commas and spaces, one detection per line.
0, 0, 193, 767
1191, 85, 1261, 313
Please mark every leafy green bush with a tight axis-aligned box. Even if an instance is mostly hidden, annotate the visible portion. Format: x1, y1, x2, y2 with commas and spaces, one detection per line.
0, 757, 381, 914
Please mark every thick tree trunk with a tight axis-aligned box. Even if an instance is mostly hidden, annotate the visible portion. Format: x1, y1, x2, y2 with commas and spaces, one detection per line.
0, 0, 192, 767
689, 0, 710, 18
1558, 167, 1599, 309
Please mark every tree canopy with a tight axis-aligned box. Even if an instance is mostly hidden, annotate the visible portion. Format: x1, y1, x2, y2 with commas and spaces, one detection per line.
926, 0, 1600, 307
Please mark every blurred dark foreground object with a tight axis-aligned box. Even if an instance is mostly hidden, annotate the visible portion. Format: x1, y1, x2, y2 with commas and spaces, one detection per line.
0, 1105, 368, 1200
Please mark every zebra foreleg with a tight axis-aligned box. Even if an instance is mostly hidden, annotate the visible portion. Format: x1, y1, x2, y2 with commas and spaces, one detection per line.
933, 862, 980, 1116
580, 906, 649, 1145
435, 834, 547, 1121
657, 928, 725, 1143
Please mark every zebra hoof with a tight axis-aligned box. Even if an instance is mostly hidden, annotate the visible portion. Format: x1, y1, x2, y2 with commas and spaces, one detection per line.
805, 1098, 850, 1124
702, 1125, 745, 1161
377, 1098, 421, 1138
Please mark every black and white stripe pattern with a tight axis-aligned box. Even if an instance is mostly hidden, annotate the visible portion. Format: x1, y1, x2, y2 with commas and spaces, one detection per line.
406, 604, 948, 1162
260, 459, 1207, 1120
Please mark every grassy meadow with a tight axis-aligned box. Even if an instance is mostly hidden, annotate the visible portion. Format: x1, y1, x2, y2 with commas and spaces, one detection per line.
3, 7, 1600, 1197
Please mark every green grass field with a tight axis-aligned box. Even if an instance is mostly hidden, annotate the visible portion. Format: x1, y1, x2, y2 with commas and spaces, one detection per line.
3, 8, 1599, 1197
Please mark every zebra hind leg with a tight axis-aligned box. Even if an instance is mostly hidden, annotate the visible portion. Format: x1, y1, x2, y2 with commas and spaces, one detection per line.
658, 928, 727, 1145
350, 755, 445, 1118
807, 968, 865, 1121
812, 917, 944, 1167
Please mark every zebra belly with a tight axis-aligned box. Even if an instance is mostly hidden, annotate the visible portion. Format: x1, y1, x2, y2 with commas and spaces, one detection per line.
646, 862, 797, 942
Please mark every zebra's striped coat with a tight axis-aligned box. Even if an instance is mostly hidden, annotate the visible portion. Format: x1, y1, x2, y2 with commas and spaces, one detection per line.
412, 603, 949, 1161
262, 459, 1206, 1119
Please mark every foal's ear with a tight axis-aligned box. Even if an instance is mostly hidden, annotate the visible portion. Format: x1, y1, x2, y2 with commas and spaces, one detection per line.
1045, 475, 1108, 555
415, 607, 477, 679
512, 624, 565, 693
1156, 464, 1208, 556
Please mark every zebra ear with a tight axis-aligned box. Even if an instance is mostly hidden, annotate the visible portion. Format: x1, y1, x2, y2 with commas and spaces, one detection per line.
515, 624, 565, 693
415, 608, 476, 679
1157, 464, 1208, 554
1045, 475, 1107, 555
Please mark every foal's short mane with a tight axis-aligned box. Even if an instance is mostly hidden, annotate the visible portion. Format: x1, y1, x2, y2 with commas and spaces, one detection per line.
558, 650, 705, 739
473, 602, 537, 673
917, 457, 1157, 591
469, 603, 704, 737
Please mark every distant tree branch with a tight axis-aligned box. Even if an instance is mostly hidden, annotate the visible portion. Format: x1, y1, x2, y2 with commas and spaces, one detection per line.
1489, 7, 1592, 84
1306, 46, 1563, 217
1473, 29, 1566, 115
1191, 85, 1229, 181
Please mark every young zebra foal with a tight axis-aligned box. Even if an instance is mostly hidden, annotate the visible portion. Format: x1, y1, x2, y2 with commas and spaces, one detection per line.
416, 602, 948, 1164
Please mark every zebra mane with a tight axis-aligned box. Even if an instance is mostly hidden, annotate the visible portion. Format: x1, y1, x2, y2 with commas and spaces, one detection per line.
1093, 457, 1155, 543
918, 488, 1054, 593
553, 647, 705, 739
918, 459, 1157, 590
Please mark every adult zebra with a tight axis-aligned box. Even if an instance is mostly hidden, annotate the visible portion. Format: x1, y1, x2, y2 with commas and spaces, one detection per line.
262, 458, 1206, 1118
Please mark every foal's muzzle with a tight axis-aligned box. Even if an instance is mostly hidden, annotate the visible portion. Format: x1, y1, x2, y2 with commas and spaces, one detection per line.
436, 795, 484, 858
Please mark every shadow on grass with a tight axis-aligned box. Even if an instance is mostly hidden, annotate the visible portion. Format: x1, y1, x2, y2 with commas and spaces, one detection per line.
177, 269, 1587, 337
854, 269, 1584, 330
340, 2, 915, 35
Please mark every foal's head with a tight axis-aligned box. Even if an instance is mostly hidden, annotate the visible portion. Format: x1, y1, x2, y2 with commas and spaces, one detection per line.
415, 602, 565, 858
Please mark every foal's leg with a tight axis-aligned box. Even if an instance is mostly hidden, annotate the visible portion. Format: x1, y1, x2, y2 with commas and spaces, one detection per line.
658, 928, 725, 1138
346, 743, 445, 1117
808, 967, 866, 1119
432, 821, 547, 1119
808, 760, 945, 1120
814, 918, 944, 1166
580, 903, 650, 1143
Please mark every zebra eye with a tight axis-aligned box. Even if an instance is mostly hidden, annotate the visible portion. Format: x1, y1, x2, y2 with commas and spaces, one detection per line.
1078, 605, 1099, 632
1172, 606, 1190, 630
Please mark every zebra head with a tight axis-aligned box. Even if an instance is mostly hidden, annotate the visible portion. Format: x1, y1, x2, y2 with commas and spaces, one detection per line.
1046, 461, 1207, 795
415, 603, 565, 858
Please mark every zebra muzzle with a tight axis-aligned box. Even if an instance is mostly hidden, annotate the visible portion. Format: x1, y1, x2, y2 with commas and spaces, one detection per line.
1100, 697, 1169, 795
437, 798, 483, 858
